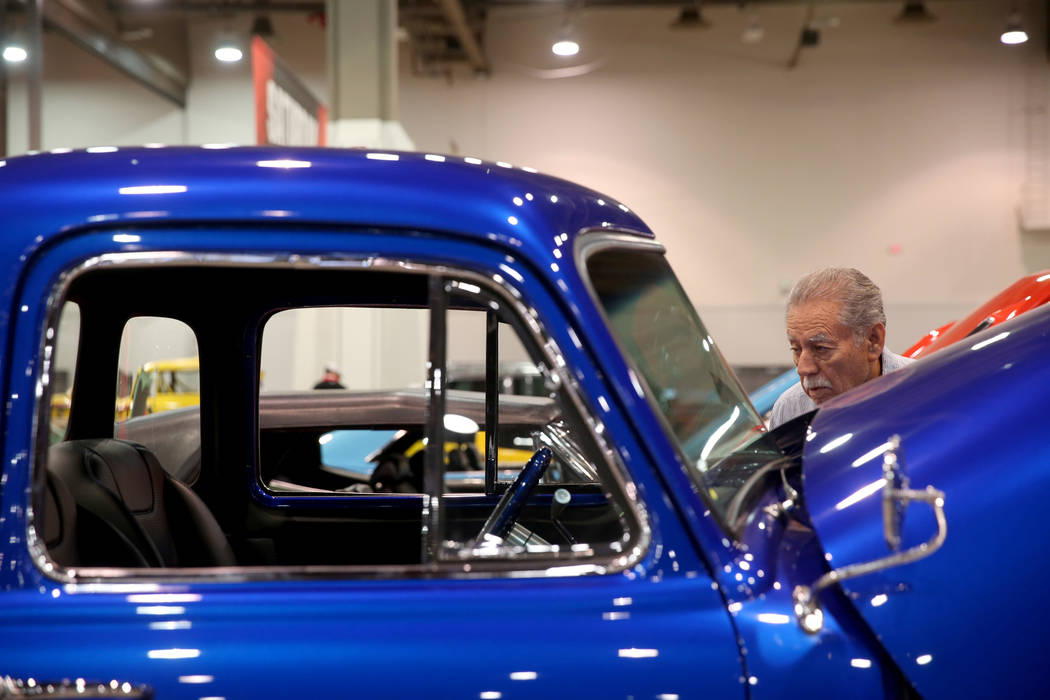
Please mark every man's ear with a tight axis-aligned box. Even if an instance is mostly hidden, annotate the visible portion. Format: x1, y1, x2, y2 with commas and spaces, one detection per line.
867, 323, 886, 360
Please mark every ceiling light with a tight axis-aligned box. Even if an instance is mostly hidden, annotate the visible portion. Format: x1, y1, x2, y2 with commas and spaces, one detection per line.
250, 15, 274, 38
1001, 12, 1028, 44
787, 14, 820, 69
215, 45, 243, 62
894, 0, 935, 23
799, 25, 820, 46
214, 31, 243, 62
741, 15, 764, 43
2, 44, 27, 63
671, 2, 711, 29
552, 39, 579, 56
552, 1, 583, 57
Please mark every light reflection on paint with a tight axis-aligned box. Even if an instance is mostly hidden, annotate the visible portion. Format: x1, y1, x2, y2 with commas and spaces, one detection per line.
820, 432, 853, 454
127, 594, 201, 603
852, 442, 891, 468
756, 613, 791, 624
147, 648, 201, 659
971, 332, 1009, 351
178, 675, 214, 684
834, 478, 886, 511
149, 620, 192, 630
118, 185, 187, 195
136, 606, 186, 616
257, 159, 311, 168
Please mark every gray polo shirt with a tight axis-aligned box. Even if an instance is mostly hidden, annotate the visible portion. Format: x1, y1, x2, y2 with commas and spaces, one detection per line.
768, 348, 914, 429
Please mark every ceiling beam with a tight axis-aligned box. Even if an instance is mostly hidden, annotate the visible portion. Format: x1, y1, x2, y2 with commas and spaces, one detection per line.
44, 0, 188, 106
435, 0, 488, 74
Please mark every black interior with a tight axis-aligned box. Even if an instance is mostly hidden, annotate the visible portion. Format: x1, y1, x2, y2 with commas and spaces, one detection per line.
47, 438, 235, 568
40, 262, 625, 570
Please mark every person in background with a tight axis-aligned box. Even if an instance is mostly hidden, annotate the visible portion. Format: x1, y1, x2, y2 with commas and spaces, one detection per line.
769, 267, 914, 429
313, 363, 345, 390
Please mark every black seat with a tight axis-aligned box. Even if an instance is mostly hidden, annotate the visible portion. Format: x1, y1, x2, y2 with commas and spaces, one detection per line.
42, 469, 79, 566
46, 438, 235, 568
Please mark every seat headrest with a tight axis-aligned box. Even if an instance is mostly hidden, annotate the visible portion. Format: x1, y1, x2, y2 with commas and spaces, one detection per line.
78, 439, 161, 514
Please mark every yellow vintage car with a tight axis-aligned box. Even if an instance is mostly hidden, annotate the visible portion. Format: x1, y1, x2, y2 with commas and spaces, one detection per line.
116, 357, 200, 420
49, 390, 72, 442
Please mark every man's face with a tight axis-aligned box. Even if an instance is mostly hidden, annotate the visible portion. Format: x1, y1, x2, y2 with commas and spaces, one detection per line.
786, 299, 882, 405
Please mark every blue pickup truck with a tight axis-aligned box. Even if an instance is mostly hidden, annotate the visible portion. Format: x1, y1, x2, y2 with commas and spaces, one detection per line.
1, 146, 1047, 698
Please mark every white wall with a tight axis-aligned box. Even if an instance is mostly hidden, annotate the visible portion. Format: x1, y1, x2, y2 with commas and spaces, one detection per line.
258, 306, 531, 393
4, 12, 327, 151
260, 307, 428, 393
8, 1, 1049, 369
5, 32, 186, 152
400, 0, 1048, 364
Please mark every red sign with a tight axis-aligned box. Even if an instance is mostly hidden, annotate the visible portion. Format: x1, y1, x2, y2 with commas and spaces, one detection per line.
252, 36, 328, 146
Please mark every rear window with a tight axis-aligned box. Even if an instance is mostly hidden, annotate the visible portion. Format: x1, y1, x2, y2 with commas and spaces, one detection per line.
113, 317, 201, 483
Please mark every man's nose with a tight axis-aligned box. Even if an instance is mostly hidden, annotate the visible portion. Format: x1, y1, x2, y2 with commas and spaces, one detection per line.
796, 350, 818, 376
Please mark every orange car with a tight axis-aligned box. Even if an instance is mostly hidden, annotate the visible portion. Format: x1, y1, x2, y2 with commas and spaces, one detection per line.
905, 269, 1050, 358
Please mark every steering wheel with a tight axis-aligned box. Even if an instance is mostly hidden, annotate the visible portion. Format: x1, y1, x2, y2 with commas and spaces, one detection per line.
475, 447, 553, 544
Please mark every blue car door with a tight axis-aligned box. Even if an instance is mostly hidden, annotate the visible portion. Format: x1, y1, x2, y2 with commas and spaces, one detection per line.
0, 226, 747, 698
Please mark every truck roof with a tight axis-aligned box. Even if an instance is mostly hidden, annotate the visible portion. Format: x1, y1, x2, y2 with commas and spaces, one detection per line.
0, 145, 653, 266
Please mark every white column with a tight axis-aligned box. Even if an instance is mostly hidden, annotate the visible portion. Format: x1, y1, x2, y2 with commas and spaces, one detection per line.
326, 0, 414, 149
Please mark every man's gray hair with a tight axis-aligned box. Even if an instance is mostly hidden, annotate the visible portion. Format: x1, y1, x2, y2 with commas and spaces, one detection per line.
787, 268, 886, 344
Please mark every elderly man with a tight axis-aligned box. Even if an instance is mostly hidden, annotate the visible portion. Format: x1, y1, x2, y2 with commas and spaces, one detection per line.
769, 268, 914, 429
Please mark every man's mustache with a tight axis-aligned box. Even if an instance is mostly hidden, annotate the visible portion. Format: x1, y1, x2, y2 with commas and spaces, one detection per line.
802, 376, 832, 391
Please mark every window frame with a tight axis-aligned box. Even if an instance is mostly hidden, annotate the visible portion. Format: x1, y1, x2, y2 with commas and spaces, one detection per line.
29, 247, 651, 583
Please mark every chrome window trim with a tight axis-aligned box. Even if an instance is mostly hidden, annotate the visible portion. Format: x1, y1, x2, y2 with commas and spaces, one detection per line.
28, 245, 650, 584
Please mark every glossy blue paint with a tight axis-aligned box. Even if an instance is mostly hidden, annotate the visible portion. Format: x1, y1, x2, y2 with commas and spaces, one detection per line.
0, 183, 744, 697
803, 305, 1050, 699
0, 147, 929, 697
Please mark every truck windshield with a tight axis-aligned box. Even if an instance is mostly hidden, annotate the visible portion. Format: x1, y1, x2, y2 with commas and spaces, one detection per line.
585, 244, 768, 522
